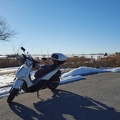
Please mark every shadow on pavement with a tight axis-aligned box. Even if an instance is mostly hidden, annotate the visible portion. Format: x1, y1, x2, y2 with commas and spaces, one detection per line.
9, 89, 120, 120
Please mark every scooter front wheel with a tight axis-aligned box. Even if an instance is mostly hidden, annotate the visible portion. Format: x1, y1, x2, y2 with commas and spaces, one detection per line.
7, 88, 19, 103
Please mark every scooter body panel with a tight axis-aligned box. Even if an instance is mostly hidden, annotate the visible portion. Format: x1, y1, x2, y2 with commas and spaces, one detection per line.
15, 65, 31, 78
12, 79, 24, 89
41, 69, 59, 80
13, 64, 33, 89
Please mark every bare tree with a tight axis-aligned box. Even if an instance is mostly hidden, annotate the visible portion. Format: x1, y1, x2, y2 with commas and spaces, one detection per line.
0, 17, 16, 41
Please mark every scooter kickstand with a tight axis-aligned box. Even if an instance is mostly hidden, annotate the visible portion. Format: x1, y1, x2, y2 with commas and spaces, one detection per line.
37, 91, 44, 101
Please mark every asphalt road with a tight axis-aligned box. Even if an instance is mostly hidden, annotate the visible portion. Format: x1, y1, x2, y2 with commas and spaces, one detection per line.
0, 72, 120, 120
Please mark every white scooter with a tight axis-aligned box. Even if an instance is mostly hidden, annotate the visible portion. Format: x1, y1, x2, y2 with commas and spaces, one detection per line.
7, 47, 67, 103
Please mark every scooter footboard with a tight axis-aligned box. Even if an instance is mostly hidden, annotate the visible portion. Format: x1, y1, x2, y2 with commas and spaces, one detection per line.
26, 79, 48, 92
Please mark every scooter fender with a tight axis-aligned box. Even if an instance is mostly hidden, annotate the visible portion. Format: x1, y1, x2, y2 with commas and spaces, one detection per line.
12, 79, 24, 89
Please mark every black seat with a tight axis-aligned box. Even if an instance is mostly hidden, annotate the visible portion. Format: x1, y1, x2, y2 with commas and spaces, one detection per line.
34, 64, 58, 79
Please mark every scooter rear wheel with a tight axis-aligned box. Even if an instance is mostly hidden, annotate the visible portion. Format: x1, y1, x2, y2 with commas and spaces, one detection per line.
48, 81, 59, 91
7, 88, 19, 103
48, 76, 60, 91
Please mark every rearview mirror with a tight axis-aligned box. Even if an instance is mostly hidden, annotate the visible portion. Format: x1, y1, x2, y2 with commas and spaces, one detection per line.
21, 47, 25, 52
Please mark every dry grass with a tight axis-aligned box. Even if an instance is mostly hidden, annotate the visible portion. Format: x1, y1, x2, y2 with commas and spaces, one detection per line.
1, 54, 120, 68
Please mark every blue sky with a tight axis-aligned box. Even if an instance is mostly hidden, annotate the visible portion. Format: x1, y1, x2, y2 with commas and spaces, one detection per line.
0, 0, 120, 55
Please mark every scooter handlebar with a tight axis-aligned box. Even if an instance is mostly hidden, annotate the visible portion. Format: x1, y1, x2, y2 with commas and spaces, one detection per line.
23, 54, 40, 68
17, 49, 41, 68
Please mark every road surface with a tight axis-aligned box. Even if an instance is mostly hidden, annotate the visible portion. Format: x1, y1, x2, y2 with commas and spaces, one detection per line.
0, 72, 120, 120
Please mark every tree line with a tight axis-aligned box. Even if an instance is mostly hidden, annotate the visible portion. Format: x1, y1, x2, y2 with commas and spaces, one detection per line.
0, 53, 120, 68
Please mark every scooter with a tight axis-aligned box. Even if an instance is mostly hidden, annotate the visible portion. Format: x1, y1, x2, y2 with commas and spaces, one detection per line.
7, 47, 67, 103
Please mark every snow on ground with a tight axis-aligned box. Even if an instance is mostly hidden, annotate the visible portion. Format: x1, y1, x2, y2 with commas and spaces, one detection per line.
0, 66, 120, 98
0, 67, 18, 75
